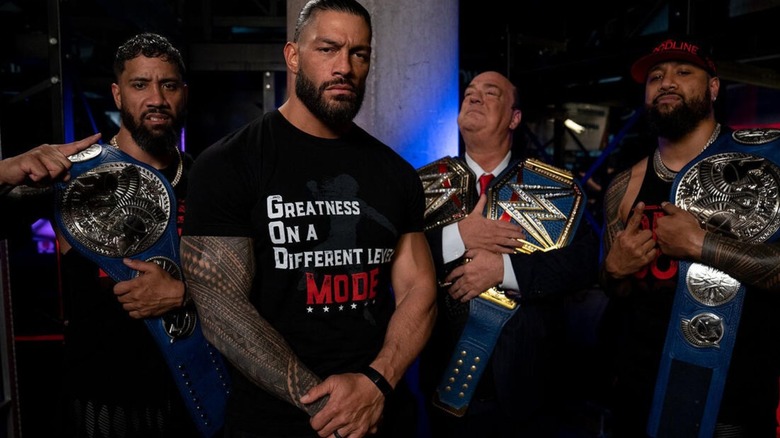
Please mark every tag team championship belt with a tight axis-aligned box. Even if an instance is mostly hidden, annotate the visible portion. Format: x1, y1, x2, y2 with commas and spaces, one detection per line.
423, 157, 585, 416
54, 143, 229, 437
647, 129, 780, 437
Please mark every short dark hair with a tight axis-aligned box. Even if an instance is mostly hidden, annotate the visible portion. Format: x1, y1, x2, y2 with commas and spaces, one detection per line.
113, 32, 185, 80
293, 0, 372, 43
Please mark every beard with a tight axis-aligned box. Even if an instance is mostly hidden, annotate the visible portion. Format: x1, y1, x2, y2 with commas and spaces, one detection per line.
295, 68, 364, 128
646, 87, 712, 141
120, 107, 185, 156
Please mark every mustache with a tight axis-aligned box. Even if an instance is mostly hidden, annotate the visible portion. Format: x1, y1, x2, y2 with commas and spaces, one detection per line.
653, 92, 683, 105
321, 78, 356, 91
142, 107, 174, 119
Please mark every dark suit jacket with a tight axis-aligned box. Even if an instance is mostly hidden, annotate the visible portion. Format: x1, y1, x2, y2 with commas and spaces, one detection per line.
419, 154, 601, 421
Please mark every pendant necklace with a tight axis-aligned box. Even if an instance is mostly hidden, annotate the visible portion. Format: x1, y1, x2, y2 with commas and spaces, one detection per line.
110, 135, 183, 187
652, 123, 721, 183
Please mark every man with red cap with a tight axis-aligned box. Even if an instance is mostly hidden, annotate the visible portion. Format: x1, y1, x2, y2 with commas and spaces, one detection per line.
600, 35, 780, 437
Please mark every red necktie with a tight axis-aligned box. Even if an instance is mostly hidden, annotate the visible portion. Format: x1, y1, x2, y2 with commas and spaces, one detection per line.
478, 173, 494, 195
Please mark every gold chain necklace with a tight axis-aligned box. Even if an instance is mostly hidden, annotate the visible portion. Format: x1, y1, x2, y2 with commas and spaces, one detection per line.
109, 135, 183, 187
652, 123, 721, 183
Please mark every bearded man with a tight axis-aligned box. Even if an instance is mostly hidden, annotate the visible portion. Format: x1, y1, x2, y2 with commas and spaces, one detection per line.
0, 32, 199, 437
600, 36, 780, 437
180, 1, 437, 438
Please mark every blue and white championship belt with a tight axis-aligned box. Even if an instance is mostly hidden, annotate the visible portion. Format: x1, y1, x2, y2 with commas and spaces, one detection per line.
648, 128, 780, 437
431, 158, 585, 416
53, 143, 230, 437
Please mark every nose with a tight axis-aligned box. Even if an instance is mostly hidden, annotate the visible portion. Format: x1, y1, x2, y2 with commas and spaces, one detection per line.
147, 84, 168, 107
659, 75, 677, 91
332, 51, 353, 77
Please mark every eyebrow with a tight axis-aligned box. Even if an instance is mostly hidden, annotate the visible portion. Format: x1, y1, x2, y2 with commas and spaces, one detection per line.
127, 75, 181, 83
467, 82, 501, 93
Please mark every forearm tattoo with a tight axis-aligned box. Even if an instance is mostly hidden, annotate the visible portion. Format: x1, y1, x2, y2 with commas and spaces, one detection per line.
602, 169, 630, 254
599, 170, 632, 295
701, 233, 780, 292
180, 235, 327, 415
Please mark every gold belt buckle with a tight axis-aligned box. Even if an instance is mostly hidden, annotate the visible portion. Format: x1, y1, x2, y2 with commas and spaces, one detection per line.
478, 287, 518, 310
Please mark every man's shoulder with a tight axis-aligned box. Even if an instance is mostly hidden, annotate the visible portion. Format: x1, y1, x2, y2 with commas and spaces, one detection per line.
603, 158, 646, 199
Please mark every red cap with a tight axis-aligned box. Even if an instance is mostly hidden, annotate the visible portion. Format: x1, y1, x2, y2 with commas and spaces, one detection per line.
630, 38, 717, 83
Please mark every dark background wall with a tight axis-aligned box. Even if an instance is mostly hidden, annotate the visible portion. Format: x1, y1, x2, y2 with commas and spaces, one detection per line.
3, 1, 780, 160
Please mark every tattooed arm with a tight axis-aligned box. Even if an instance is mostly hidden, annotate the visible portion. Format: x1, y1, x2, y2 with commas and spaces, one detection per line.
701, 234, 780, 291
601, 169, 631, 265
180, 235, 327, 415
656, 203, 780, 292
600, 168, 657, 295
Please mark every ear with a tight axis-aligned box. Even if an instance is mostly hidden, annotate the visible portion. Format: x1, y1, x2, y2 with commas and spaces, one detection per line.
111, 83, 121, 110
284, 42, 299, 74
710, 76, 720, 102
509, 108, 522, 130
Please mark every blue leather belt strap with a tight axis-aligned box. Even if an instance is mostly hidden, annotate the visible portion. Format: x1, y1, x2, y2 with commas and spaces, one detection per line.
54, 144, 229, 437
432, 291, 518, 416
647, 262, 745, 438
648, 128, 780, 437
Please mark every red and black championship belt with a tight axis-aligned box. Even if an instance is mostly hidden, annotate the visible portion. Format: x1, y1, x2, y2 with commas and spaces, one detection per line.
418, 156, 477, 231
647, 128, 780, 437
54, 143, 230, 437
426, 158, 585, 416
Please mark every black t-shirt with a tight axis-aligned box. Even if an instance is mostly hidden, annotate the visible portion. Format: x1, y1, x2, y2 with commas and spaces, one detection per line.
183, 110, 425, 434
605, 153, 677, 436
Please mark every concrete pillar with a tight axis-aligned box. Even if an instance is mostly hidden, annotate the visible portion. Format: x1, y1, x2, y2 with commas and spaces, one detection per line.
287, 0, 459, 167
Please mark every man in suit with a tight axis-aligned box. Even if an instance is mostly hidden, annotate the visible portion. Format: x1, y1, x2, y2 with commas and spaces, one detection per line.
418, 70, 601, 437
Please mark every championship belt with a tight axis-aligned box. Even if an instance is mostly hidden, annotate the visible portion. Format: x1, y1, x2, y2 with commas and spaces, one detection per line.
432, 158, 585, 416
54, 143, 229, 437
418, 156, 477, 231
647, 128, 780, 437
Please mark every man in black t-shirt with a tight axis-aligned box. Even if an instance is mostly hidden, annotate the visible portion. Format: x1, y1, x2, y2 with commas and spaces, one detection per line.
180, 1, 437, 437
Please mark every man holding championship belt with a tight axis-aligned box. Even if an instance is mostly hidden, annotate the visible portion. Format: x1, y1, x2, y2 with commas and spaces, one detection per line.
417, 71, 600, 437
1, 33, 228, 437
600, 35, 780, 437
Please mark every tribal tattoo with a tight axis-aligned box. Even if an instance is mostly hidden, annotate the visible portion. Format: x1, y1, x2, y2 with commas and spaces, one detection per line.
701, 233, 780, 292
180, 235, 328, 415
599, 169, 634, 296
602, 168, 631, 252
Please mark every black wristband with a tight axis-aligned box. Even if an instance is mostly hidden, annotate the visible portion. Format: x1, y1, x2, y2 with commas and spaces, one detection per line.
360, 366, 393, 396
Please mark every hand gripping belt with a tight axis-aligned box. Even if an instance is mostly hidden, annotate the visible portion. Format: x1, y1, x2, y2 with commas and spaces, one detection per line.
54, 143, 230, 437
419, 157, 585, 416
647, 128, 780, 437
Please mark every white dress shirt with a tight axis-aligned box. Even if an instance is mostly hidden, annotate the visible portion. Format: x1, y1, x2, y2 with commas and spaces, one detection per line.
440, 152, 519, 291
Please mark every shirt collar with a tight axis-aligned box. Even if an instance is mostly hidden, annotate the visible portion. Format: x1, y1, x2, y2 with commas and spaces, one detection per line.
464, 150, 512, 177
